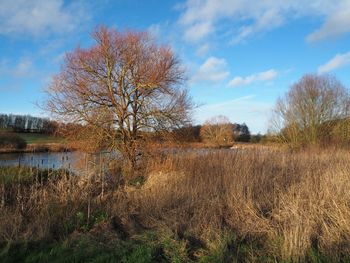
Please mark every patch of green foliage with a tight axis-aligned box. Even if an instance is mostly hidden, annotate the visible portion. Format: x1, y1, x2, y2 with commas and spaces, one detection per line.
63, 210, 109, 235
0, 231, 188, 263
0, 227, 342, 262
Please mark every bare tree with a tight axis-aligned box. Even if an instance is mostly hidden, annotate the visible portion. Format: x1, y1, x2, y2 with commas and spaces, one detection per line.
45, 26, 192, 168
200, 115, 234, 147
271, 74, 350, 146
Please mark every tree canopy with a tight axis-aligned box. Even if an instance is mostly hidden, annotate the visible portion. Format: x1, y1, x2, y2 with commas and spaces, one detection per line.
46, 26, 192, 167
271, 74, 350, 146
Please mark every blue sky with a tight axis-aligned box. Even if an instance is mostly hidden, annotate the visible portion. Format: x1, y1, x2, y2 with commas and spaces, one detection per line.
1, 0, 350, 133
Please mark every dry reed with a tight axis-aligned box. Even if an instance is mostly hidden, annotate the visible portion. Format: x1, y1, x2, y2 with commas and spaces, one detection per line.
1, 148, 350, 261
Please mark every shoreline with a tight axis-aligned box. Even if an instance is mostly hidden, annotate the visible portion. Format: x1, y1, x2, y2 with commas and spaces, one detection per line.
0, 143, 75, 154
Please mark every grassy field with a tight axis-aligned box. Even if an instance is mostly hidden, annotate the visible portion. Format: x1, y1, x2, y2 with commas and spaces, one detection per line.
16, 133, 62, 144
0, 128, 62, 145
1, 148, 350, 262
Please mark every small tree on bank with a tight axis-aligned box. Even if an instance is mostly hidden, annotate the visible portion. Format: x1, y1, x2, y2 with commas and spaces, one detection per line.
45, 26, 192, 169
271, 74, 350, 146
200, 115, 234, 147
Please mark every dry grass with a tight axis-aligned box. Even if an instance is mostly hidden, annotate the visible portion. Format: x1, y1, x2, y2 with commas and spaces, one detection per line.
1, 148, 350, 261
133, 148, 350, 261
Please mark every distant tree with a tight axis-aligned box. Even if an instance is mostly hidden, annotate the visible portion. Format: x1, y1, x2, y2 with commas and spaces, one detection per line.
14, 115, 26, 132
0, 113, 65, 135
233, 123, 251, 142
26, 116, 33, 131
200, 115, 234, 147
42, 120, 59, 135
0, 114, 8, 129
271, 74, 350, 146
45, 26, 192, 169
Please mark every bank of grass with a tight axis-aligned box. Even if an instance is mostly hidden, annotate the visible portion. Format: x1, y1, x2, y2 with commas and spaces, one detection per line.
16, 133, 62, 144
0, 232, 188, 263
1, 148, 350, 262
0, 232, 242, 263
0, 129, 61, 145
0, 132, 66, 153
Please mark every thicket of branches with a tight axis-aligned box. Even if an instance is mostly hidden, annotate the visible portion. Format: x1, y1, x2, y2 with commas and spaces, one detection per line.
45, 26, 192, 169
271, 74, 350, 147
199, 115, 251, 146
200, 115, 234, 147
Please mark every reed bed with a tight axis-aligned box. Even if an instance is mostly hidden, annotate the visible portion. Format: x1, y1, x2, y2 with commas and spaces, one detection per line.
1, 148, 350, 262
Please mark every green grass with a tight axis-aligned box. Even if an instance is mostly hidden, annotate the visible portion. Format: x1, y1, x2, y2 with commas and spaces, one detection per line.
16, 133, 62, 144
0, 129, 62, 145
0, 232, 339, 263
0, 231, 189, 263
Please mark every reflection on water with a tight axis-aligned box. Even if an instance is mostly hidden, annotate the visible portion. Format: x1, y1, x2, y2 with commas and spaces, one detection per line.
0, 148, 251, 174
0, 151, 115, 174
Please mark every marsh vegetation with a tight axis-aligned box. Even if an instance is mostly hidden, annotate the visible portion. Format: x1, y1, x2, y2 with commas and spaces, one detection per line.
1, 148, 350, 262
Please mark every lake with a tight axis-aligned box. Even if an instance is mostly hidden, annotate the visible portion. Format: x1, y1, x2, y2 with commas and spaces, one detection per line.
0, 147, 253, 173
0, 151, 112, 174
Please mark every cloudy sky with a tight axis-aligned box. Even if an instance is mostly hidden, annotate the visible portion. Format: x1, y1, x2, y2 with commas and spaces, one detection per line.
1, 0, 350, 133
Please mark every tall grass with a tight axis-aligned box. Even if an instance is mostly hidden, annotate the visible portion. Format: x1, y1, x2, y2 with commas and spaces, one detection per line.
1, 148, 350, 261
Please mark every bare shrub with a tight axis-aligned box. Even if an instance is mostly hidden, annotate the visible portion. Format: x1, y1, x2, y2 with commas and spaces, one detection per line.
271, 74, 350, 147
200, 115, 234, 147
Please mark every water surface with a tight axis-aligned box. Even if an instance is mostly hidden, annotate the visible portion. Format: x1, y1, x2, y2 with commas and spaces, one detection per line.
0, 151, 112, 174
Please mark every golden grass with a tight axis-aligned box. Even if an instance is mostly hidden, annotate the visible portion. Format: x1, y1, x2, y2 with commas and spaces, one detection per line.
134, 148, 350, 261
1, 147, 350, 261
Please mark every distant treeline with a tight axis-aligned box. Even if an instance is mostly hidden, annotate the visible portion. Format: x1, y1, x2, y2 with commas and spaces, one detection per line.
0, 114, 57, 134
0, 113, 258, 144
171, 122, 252, 143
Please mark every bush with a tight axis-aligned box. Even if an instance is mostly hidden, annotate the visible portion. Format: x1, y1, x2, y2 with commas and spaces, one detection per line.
200, 115, 234, 147
0, 133, 27, 149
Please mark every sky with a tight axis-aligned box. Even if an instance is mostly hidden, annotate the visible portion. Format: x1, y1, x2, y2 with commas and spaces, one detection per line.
0, 0, 350, 134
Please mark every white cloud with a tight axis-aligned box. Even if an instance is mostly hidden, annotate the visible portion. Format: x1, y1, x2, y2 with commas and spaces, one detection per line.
0, 57, 38, 91
196, 43, 210, 56
183, 21, 213, 42
228, 69, 278, 87
12, 57, 33, 77
0, 57, 35, 78
233, 9, 284, 44
192, 56, 230, 83
318, 51, 350, 73
307, 1, 350, 42
0, 0, 87, 36
178, 0, 350, 44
